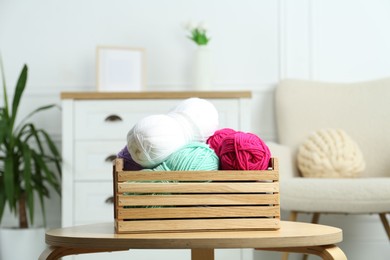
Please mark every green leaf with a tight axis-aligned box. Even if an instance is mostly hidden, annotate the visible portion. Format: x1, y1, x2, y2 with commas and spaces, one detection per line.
32, 151, 60, 194
32, 158, 47, 227
188, 28, 210, 46
10, 65, 28, 128
39, 130, 62, 174
18, 123, 45, 155
0, 110, 7, 143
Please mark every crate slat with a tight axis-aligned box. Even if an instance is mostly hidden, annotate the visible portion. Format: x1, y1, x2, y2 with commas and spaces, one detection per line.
118, 171, 279, 182
118, 194, 279, 207
118, 182, 279, 193
116, 218, 280, 234
117, 206, 280, 220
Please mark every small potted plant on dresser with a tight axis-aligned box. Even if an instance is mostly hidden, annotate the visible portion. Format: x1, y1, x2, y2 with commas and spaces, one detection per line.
0, 62, 61, 259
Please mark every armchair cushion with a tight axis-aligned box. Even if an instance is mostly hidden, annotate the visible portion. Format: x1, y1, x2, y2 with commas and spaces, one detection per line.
280, 178, 390, 213
268, 143, 390, 213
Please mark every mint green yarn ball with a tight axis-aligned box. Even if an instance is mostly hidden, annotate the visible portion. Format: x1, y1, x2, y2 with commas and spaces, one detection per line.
152, 142, 219, 171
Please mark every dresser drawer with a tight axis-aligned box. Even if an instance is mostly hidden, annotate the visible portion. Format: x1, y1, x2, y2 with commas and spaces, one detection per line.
74, 181, 114, 224
74, 100, 179, 140
73, 99, 241, 140
74, 141, 124, 181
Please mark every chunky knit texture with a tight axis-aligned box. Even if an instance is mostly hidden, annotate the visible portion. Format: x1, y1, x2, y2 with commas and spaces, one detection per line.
297, 129, 365, 178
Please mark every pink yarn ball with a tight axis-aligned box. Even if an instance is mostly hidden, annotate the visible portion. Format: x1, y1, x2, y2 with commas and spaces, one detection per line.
219, 132, 271, 170
207, 128, 236, 156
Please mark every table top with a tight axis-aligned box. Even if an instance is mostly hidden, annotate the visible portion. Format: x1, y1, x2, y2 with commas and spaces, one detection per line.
46, 221, 342, 250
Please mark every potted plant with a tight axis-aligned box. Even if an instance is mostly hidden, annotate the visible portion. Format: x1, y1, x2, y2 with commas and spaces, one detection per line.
0, 61, 61, 259
183, 21, 213, 90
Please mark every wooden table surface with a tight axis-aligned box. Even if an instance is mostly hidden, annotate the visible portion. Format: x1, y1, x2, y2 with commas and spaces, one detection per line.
39, 221, 347, 260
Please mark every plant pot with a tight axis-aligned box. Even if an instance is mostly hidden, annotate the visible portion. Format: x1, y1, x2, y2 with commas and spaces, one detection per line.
193, 46, 213, 90
0, 227, 46, 260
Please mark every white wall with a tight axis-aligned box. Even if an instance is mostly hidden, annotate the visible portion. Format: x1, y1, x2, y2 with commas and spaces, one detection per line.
1, 0, 389, 259
282, 0, 390, 81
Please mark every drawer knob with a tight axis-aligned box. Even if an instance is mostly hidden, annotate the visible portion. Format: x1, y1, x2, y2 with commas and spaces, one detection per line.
104, 114, 123, 122
105, 155, 117, 162
105, 196, 114, 204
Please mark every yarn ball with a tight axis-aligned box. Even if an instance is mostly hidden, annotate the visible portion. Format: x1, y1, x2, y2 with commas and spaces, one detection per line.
206, 128, 237, 156
150, 142, 219, 171
117, 146, 143, 171
169, 97, 219, 142
219, 131, 271, 170
127, 114, 188, 168
297, 129, 365, 178
127, 98, 219, 168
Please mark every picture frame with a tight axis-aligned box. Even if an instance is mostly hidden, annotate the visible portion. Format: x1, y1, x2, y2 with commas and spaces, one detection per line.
96, 46, 145, 91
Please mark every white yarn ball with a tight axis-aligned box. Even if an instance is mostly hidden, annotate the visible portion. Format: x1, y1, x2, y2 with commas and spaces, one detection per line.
169, 98, 219, 142
127, 114, 188, 168
297, 129, 365, 178
126, 98, 219, 168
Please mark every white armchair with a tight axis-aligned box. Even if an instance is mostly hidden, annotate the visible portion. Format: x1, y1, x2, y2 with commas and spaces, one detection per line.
270, 79, 390, 241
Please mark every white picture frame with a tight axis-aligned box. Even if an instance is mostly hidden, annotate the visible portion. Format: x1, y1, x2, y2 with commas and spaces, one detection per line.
96, 46, 145, 91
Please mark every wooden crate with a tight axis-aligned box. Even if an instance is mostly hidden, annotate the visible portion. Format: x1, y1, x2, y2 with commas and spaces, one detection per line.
113, 158, 280, 234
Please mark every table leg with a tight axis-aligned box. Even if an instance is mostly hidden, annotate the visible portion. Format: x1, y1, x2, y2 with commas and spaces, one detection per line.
260, 245, 347, 260
191, 248, 214, 260
38, 246, 128, 260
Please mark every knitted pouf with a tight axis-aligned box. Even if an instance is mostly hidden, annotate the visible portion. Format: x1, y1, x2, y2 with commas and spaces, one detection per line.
297, 129, 365, 178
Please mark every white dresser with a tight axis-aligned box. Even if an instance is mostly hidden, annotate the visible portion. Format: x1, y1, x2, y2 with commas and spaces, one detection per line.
61, 91, 252, 260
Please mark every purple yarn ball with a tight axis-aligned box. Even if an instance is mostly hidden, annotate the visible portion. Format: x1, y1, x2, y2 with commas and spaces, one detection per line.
117, 146, 143, 171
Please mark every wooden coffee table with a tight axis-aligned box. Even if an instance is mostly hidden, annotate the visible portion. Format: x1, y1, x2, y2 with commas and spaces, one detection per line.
39, 221, 346, 260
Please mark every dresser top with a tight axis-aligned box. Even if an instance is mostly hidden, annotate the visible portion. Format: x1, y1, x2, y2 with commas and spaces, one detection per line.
60, 91, 252, 100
